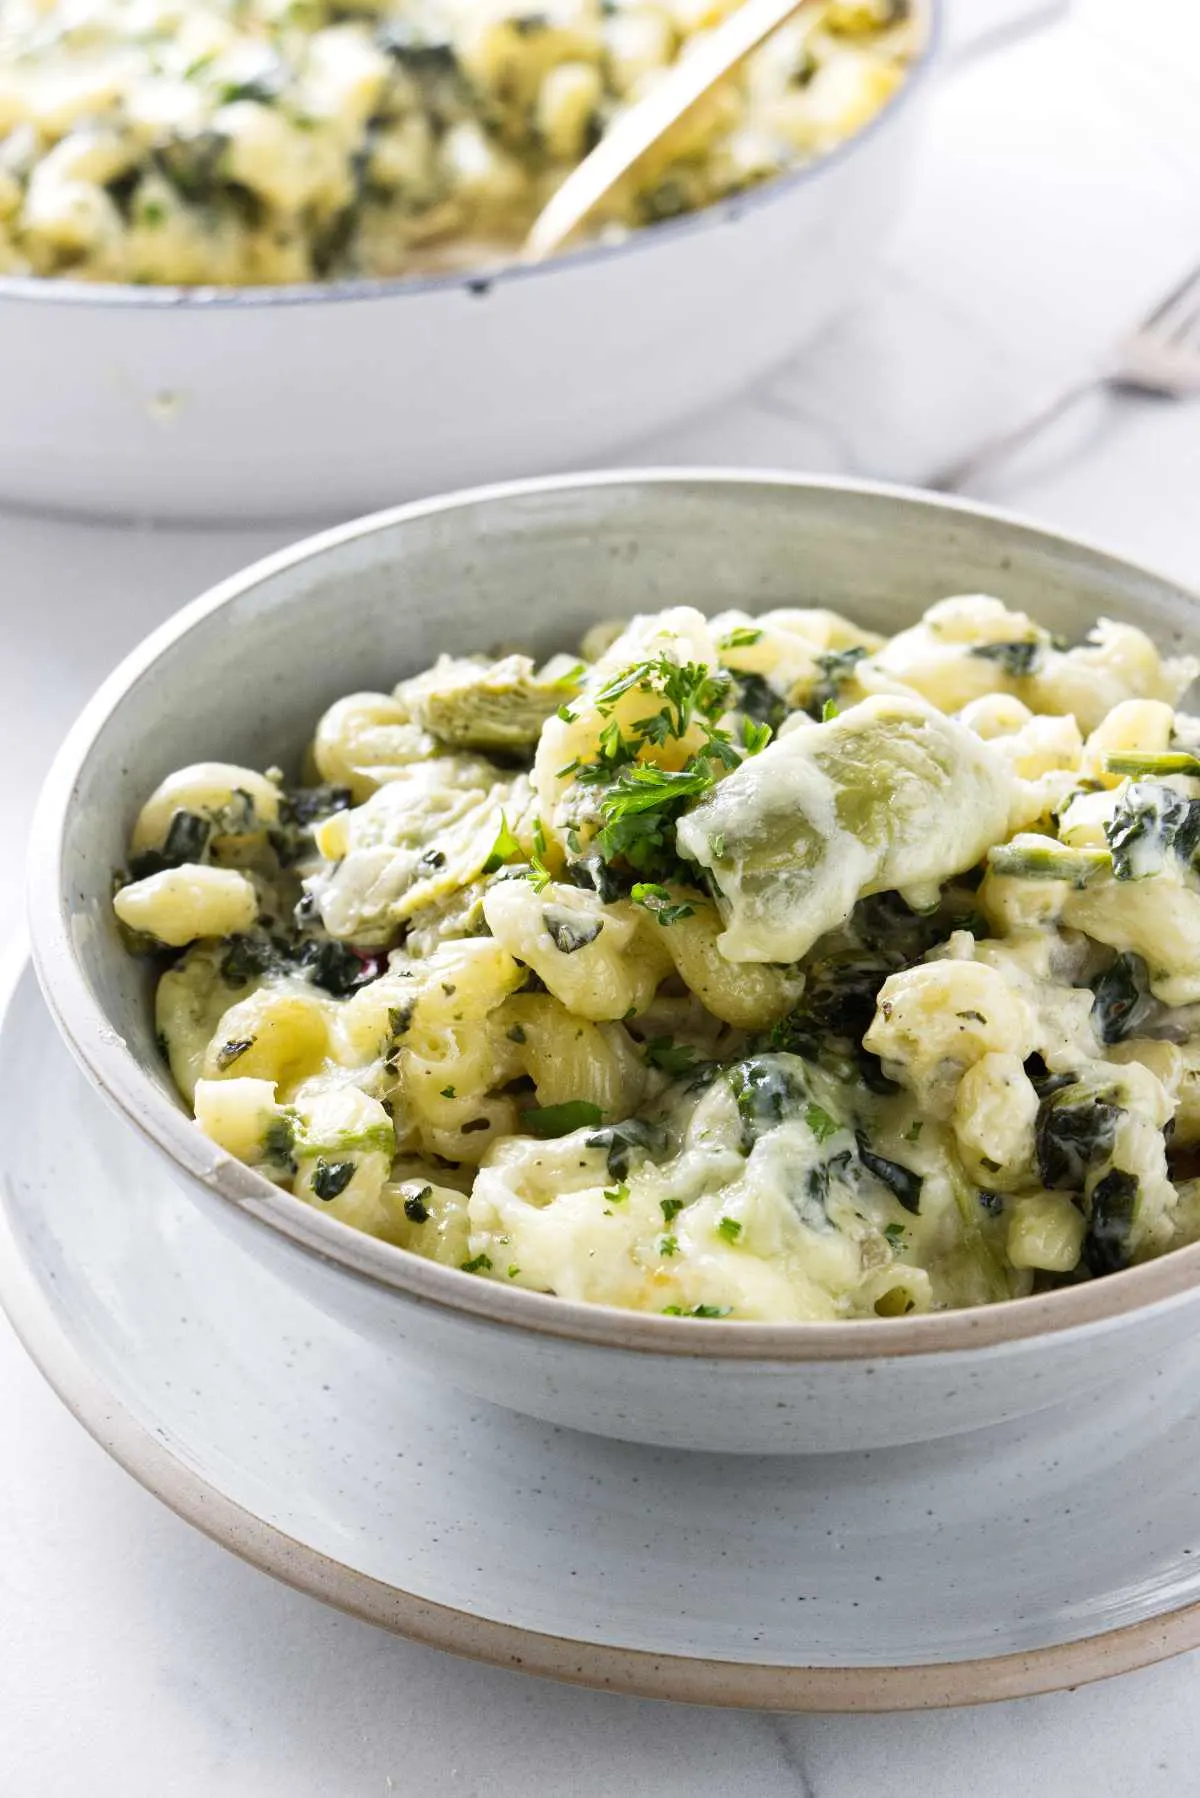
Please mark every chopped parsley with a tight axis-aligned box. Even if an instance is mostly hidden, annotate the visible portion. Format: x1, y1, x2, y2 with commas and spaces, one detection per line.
658, 1233, 679, 1257
804, 1101, 840, 1144
716, 1216, 742, 1244
630, 882, 695, 925
660, 1197, 684, 1222
482, 811, 523, 875
522, 1099, 605, 1137
719, 626, 763, 650
460, 1253, 493, 1274
883, 1222, 907, 1248
440, 1085, 456, 1099
604, 1183, 630, 1205
644, 1036, 699, 1076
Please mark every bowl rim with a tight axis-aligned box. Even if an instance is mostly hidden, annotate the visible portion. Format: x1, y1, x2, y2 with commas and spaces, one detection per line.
28, 465, 1200, 1363
0, 0, 939, 314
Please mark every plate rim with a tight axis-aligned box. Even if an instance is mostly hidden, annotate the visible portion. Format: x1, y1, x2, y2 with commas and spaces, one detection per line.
5, 947, 1200, 1711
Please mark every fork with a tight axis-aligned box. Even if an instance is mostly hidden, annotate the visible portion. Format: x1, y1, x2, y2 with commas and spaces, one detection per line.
926, 255, 1200, 492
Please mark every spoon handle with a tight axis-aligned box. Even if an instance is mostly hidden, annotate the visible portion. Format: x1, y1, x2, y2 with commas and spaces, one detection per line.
522, 0, 817, 264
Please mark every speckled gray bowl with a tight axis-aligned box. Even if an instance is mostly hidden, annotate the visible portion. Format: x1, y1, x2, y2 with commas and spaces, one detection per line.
27, 471, 1200, 1452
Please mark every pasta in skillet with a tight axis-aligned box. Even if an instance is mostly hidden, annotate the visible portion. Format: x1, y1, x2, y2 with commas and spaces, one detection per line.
115, 592, 1200, 1322
0, 0, 913, 285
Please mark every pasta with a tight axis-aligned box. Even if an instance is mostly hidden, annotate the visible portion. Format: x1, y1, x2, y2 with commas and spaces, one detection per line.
115, 591, 1200, 1322
0, 0, 914, 285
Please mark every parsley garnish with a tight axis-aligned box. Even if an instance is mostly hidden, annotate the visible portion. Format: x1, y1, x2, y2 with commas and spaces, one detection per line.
719, 626, 763, 650
507, 1263, 520, 1278
604, 1183, 630, 1204
660, 1197, 684, 1222
631, 882, 695, 925
804, 1102, 840, 1144
821, 699, 839, 722
440, 1085, 456, 1099
741, 717, 772, 754
883, 1222, 907, 1248
460, 1253, 493, 1274
483, 812, 522, 875
658, 1233, 679, 1257
522, 1100, 605, 1137
645, 1036, 698, 1075
716, 1216, 742, 1244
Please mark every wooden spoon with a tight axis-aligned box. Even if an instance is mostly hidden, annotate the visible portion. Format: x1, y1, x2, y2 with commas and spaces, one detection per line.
521, 0, 819, 264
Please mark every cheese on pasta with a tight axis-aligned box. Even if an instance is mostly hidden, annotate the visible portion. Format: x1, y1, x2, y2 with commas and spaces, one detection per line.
114, 592, 1200, 1321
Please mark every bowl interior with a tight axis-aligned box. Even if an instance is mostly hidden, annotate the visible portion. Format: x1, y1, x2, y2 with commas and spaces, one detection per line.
34, 472, 1200, 1344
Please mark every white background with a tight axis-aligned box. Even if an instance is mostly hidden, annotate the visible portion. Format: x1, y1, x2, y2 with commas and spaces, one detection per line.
4, 1, 1200, 1790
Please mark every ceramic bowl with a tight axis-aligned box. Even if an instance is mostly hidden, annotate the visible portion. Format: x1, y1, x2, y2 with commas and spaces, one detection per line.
0, 6, 937, 524
28, 470, 1200, 1454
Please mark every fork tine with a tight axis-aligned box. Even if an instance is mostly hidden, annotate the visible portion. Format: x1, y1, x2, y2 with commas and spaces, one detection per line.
1139, 256, 1200, 335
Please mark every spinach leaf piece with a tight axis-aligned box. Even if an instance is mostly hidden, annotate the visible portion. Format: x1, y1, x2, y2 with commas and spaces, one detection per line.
585, 1117, 669, 1179
969, 640, 1044, 677
1083, 1168, 1139, 1275
728, 1056, 807, 1152
542, 907, 603, 953
1106, 781, 1200, 881
1089, 952, 1153, 1045
1036, 1086, 1120, 1190
856, 1134, 923, 1214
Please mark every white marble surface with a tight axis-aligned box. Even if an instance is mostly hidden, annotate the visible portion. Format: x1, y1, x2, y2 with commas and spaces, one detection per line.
4, 0, 1200, 1789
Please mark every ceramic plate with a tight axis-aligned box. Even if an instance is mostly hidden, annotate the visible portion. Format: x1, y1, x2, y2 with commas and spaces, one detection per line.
6, 954, 1200, 1710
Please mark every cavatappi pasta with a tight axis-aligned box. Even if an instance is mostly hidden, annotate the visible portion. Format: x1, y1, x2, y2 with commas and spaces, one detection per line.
0, 0, 912, 285
115, 595, 1200, 1322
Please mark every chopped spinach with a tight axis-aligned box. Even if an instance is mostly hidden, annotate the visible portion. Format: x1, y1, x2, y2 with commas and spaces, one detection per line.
403, 1185, 433, 1224
585, 1117, 669, 1180
312, 1159, 355, 1200
1082, 1168, 1138, 1275
856, 1134, 923, 1214
808, 645, 868, 719
296, 939, 376, 998
128, 806, 211, 879
662, 1303, 732, 1318
728, 1056, 806, 1152
734, 672, 788, 734
969, 640, 1044, 677
1106, 781, 1200, 880
262, 1116, 296, 1169
280, 784, 353, 828
542, 907, 603, 954
1036, 1086, 1120, 1190
564, 855, 625, 902
1089, 952, 1153, 1045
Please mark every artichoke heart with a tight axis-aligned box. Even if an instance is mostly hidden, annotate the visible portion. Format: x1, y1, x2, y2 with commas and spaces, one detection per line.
397, 652, 584, 752
677, 695, 1015, 962
311, 758, 532, 942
